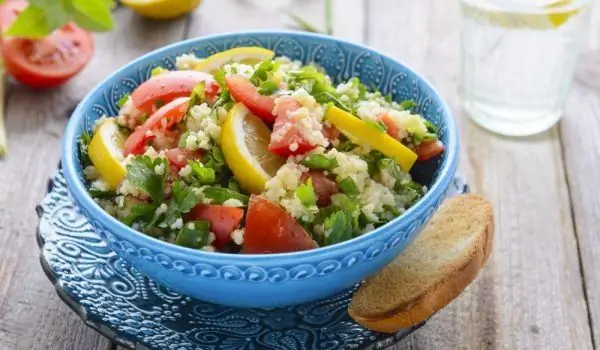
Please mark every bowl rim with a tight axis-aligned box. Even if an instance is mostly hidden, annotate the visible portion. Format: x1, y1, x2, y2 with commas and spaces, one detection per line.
62, 30, 459, 263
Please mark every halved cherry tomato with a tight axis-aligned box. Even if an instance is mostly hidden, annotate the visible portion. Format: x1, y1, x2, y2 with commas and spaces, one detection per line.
124, 97, 190, 155
301, 171, 340, 207
268, 96, 316, 157
242, 196, 316, 254
186, 205, 244, 248
415, 140, 445, 161
165, 148, 205, 170
2, 23, 94, 88
226, 76, 276, 123
323, 125, 340, 142
378, 113, 401, 140
0, 0, 26, 33
132, 71, 217, 114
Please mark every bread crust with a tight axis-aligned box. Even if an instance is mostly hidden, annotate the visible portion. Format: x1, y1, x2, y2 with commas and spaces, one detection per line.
348, 195, 494, 333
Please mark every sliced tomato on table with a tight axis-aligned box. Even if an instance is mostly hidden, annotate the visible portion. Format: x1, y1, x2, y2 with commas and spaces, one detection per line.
414, 140, 445, 161
186, 205, 244, 248
2, 23, 94, 88
165, 148, 205, 170
268, 96, 316, 157
132, 71, 217, 114
124, 97, 190, 155
301, 171, 339, 207
226, 76, 276, 123
242, 196, 316, 254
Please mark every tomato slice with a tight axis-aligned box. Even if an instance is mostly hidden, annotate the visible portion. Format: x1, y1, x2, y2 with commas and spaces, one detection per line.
124, 97, 190, 155
415, 140, 445, 161
242, 196, 316, 254
226, 76, 276, 123
186, 205, 244, 248
132, 71, 217, 114
301, 171, 340, 207
165, 148, 205, 170
323, 125, 340, 142
2, 23, 94, 88
378, 113, 401, 140
268, 96, 316, 157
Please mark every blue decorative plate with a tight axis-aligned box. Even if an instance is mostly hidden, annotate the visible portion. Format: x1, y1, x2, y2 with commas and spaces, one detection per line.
36, 170, 468, 350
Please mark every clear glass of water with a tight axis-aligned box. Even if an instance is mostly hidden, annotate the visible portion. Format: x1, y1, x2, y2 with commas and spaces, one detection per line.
461, 0, 592, 136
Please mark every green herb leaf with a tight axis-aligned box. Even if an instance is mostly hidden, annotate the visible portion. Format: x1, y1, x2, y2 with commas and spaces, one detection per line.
364, 120, 387, 132
126, 156, 167, 203
330, 193, 360, 230
336, 139, 357, 152
423, 119, 438, 134
5, 4, 52, 38
188, 160, 217, 185
301, 154, 338, 170
202, 187, 249, 205
400, 100, 417, 110
69, 0, 114, 31
258, 81, 279, 95
213, 69, 226, 88
79, 131, 92, 167
120, 202, 157, 226
88, 189, 117, 199
171, 181, 199, 213
295, 178, 317, 207
175, 220, 211, 248
228, 178, 243, 193
117, 93, 130, 108
324, 211, 353, 246
337, 177, 359, 196
361, 150, 386, 177
251, 59, 278, 85
314, 92, 351, 113
178, 131, 190, 148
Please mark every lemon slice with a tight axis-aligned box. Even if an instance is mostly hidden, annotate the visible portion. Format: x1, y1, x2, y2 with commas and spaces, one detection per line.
194, 47, 275, 75
462, 0, 584, 29
88, 119, 127, 190
325, 106, 418, 172
121, 0, 203, 20
220, 103, 285, 194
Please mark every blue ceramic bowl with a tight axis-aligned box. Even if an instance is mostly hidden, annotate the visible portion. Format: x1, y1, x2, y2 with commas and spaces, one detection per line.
61, 31, 458, 308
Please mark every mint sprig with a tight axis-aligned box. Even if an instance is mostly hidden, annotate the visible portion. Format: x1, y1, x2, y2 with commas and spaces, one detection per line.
0, 0, 116, 38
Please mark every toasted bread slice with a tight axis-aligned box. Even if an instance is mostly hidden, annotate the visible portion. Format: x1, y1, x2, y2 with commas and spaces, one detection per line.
348, 194, 494, 333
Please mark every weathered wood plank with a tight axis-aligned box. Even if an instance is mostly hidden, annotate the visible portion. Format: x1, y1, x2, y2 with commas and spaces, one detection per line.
560, 50, 600, 347
0, 7, 188, 350
367, 0, 594, 349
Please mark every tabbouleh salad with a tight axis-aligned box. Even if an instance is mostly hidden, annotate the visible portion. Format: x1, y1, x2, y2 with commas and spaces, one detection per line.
80, 47, 445, 254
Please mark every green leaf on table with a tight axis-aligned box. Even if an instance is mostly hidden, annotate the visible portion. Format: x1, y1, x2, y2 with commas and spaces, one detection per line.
69, 0, 114, 31
126, 156, 167, 203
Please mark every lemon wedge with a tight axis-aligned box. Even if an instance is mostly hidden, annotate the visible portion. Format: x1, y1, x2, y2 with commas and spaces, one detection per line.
325, 106, 418, 172
220, 103, 285, 194
88, 119, 127, 190
121, 0, 203, 20
461, 0, 584, 29
194, 47, 275, 75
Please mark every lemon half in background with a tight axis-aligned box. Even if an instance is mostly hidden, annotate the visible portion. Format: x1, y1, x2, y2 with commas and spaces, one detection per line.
88, 119, 127, 190
220, 103, 285, 194
194, 47, 275, 75
121, 0, 203, 20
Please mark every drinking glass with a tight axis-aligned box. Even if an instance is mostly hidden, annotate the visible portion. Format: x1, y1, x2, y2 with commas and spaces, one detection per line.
461, 0, 592, 136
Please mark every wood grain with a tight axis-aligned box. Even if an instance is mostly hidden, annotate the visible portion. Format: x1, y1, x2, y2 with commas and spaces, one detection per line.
0, 7, 187, 350
560, 50, 600, 347
366, 0, 595, 349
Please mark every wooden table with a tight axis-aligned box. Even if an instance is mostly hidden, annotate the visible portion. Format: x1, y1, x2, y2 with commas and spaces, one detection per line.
1, 0, 599, 349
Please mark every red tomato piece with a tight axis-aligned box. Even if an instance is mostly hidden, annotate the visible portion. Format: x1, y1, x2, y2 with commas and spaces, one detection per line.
268, 96, 316, 157
322, 125, 340, 142
131, 71, 216, 114
124, 97, 190, 156
415, 140, 445, 161
165, 148, 205, 170
226, 75, 276, 123
300, 171, 340, 207
2, 23, 94, 88
242, 196, 316, 254
378, 113, 401, 140
186, 205, 244, 248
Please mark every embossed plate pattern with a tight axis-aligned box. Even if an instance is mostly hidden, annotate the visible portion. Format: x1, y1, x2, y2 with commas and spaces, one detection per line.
36, 170, 467, 350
